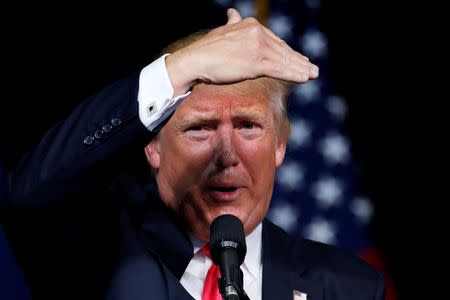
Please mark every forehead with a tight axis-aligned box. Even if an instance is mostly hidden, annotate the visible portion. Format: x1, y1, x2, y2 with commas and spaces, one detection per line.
177, 82, 273, 115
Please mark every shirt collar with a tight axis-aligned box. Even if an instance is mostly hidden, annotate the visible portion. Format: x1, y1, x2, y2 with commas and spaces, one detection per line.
242, 223, 262, 278
189, 223, 262, 278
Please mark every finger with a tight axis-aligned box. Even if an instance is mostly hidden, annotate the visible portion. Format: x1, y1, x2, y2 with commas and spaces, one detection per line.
226, 8, 242, 24
261, 33, 318, 76
258, 48, 319, 83
278, 49, 319, 79
288, 54, 320, 79
261, 26, 310, 61
257, 59, 307, 83
273, 62, 316, 83
284, 49, 319, 77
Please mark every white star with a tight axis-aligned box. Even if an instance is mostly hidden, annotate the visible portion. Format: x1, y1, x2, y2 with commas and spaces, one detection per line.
289, 119, 312, 148
300, 29, 328, 59
319, 133, 350, 164
304, 217, 337, 244
312, 176, 342, 209
276, 161, 305, 190
235, 1, 254, 18
351, 196, 374, 224
269, 15, 293, 39
326, 95, 347, 121
293, 80, 321, 104
268, 203, 299, 233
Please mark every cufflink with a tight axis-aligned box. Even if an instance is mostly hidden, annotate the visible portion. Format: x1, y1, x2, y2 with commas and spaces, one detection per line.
147, 102, 157, 117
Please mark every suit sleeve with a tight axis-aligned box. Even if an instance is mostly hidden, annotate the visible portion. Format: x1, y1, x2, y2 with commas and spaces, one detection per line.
1, 72, 155, 221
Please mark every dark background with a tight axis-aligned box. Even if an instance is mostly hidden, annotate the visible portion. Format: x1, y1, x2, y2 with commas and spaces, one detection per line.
1, 1, 427, 298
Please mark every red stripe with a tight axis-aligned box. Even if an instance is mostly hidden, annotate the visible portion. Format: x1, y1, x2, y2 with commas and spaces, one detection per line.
360, 248, 397, 300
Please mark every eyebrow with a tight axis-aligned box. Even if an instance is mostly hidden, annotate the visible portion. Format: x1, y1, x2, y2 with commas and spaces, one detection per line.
231, 109, 268, 122
177, 113, 219, 128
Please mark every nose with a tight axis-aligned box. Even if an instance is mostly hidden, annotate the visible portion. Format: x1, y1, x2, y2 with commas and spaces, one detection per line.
214, 125, 239, 168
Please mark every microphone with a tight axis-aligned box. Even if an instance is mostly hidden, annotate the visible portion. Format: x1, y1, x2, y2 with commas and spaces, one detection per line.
210, 214, 250, 300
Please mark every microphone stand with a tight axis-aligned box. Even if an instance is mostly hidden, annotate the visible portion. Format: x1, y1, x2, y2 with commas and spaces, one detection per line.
217, 267, 250, 300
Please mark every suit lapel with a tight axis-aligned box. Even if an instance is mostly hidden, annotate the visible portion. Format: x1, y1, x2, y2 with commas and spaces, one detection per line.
262, 219, 323, 300
138, 196, 193, 279
160, 262, 195, 300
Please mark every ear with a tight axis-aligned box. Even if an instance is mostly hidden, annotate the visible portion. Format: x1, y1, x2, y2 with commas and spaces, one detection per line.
144, 138, 161, 169
275, 138, 287, 167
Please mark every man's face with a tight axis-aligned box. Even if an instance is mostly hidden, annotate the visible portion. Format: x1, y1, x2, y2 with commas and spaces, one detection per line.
145, 81, 287, 241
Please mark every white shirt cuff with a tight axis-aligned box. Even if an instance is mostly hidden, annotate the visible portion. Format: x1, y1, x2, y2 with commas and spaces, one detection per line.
138, 54, 190, 132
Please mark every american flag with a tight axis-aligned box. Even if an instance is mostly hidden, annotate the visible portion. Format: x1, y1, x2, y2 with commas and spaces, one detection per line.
214, 1, 397, 299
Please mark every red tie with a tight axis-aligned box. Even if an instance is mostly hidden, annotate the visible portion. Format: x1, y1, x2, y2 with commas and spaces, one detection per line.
201, 245, 222, 300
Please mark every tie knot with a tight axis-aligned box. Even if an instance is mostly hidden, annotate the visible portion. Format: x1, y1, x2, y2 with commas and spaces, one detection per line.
200, 244, 212, 259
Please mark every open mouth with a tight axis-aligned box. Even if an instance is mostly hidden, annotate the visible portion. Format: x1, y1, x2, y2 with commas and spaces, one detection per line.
207, 185, 241, 200
210, 186, 239, 192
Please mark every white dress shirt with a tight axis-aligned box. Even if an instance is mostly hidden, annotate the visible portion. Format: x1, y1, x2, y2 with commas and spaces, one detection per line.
180, 224, 263, 300
137, 54, 190, 131
137, 56, 263, 299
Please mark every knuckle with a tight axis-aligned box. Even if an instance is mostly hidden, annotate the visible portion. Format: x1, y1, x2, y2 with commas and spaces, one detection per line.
247, 24, 264, 37
246, 17, 259, 24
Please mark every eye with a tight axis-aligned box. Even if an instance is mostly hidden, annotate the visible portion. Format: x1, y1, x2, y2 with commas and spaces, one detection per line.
237, 121, 264, 139
240, 122, 256, 130
184, 124, 213, 141
187, 125, 203, 131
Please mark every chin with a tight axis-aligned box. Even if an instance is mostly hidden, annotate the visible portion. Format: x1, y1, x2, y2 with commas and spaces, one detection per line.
211, 211, 258, 234
209, 208, 246, 223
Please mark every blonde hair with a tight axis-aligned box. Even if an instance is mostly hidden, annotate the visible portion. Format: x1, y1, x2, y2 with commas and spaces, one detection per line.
162, 29, 292, 141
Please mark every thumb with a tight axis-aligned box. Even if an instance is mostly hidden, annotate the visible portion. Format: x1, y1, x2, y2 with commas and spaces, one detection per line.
226, 8, 242, 25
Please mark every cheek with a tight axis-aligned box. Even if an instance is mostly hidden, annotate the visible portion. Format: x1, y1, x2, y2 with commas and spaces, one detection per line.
237, 137, 277, 181
160, 137, 216, 181
157, 137, 218, 212
238, 135, 276, 162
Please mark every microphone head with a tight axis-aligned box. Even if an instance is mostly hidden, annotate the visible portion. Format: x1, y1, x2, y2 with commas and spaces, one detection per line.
210, 214, 247, 265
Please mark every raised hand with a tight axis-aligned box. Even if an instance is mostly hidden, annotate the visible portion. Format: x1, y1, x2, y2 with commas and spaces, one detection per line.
166, 8, 319, 96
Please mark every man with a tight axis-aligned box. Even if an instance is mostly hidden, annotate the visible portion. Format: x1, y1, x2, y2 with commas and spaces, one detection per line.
1, 8, 384, 300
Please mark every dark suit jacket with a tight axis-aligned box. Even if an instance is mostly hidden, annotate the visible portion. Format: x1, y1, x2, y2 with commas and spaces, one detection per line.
1, 73, 385, 300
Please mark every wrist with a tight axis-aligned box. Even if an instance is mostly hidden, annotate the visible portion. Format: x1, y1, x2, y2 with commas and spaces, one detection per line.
165, 52, 197, 97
